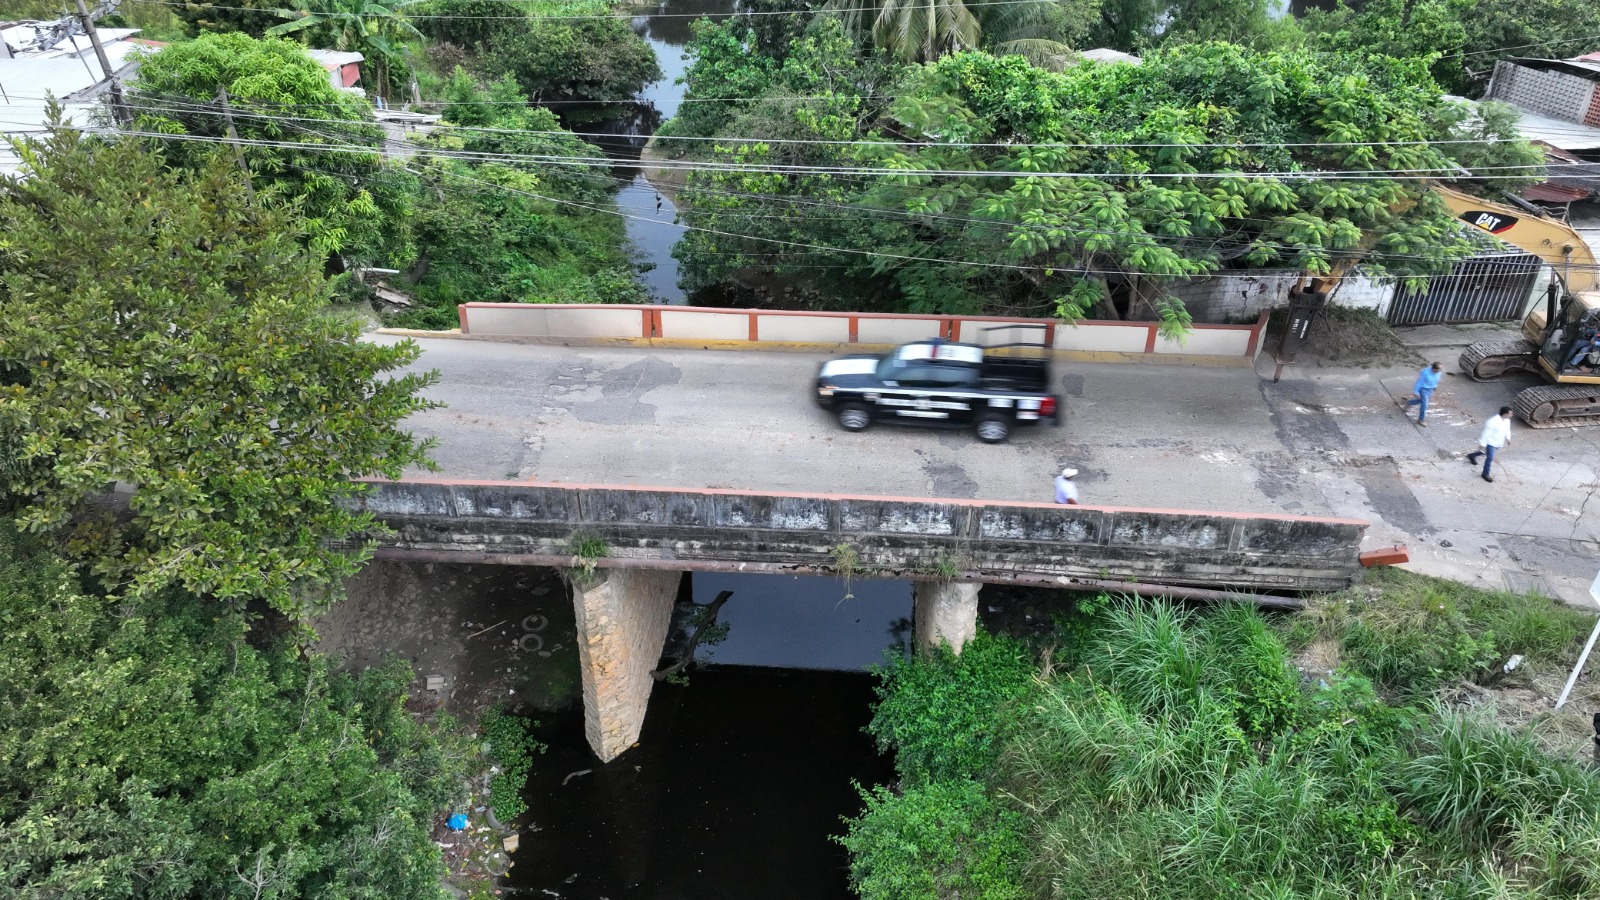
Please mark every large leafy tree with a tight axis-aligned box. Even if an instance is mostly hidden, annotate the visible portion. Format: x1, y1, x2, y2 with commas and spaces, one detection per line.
129, 32, 416, 265
669, 42, 1541, 327
0, 123, 436, 616
0, 521, 473, 898
825, 0, 1102, 66
1303, 0, 1600, 97
416, 0, 661, 103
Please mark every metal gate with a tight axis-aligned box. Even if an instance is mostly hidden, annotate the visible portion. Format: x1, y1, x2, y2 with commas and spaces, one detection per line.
1386, 251, 1541, 326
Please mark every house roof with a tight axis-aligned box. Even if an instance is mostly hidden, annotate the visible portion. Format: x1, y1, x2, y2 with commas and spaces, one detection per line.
1078, 48, 1142, 65
305, 49, 363, 69
1503, 56, 1600, 80
0, 24, 145, 176
1509, 107, 1600, 152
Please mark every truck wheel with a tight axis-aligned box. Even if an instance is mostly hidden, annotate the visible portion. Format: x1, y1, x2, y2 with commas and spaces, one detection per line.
975, 414, 1011, 443
837, 403, 872, 432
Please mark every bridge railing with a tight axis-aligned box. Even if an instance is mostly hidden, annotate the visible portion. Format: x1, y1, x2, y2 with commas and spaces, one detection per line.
453, 303, 1269, 366
353, 478, 1368, 592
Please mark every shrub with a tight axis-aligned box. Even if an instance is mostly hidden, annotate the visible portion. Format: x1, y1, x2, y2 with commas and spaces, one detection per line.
1302, 568, 1594, 695
1397, 706, 1600, 850
867, 632, 1035, 784
479, 708, 545, 823
838, 778, 1028, 900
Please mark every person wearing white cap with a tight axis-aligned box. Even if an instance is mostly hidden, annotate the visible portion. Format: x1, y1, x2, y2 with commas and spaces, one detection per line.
1054, 468, 1080, 505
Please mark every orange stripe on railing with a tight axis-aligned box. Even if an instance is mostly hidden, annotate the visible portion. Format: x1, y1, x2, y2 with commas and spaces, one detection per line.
1144, 324, 1158, 354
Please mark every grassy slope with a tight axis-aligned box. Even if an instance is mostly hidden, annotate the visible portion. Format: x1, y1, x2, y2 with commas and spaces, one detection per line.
844, 575, 1600, 900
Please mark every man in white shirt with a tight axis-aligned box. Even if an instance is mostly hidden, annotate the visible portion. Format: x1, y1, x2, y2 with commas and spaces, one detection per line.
1465, 406, 1513, 483
1054, 468, 1080, 505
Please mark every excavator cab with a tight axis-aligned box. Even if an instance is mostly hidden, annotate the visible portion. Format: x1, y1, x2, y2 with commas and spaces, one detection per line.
1546, 305, 1600, 374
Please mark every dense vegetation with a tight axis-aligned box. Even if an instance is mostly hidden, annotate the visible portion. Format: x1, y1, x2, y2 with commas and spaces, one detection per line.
125, 33, 646, 324
0, 124, 435, 617
663, 28, 1538, 325
843, 578, 1600, 899
0, 124, 504, 896
0, 520, 474, 898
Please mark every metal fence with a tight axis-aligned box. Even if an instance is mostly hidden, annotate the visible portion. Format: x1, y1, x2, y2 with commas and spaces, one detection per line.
1387, 251, 1541, 326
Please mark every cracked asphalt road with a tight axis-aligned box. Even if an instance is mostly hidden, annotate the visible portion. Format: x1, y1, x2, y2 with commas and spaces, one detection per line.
378, 333, 1600, 606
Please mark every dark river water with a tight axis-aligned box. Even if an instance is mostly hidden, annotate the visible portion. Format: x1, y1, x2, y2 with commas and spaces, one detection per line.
570, 0, 736, 303
501, 572, 909, 898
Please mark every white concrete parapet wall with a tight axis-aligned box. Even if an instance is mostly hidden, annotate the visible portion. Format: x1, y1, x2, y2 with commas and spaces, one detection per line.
454, 303, 1269, 365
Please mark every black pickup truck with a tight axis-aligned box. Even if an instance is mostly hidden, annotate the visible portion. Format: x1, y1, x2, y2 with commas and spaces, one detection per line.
814, 334, 1061, 443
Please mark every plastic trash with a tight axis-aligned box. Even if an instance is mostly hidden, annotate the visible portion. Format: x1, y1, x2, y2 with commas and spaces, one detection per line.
447, 813, 468, 831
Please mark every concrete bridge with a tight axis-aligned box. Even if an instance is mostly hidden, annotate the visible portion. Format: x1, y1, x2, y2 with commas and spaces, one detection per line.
353, 478, 1367, 762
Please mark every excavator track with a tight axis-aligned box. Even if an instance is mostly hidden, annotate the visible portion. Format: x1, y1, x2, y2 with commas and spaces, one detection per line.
1512, 384, 1600, 428
1458, 339, 1540, 381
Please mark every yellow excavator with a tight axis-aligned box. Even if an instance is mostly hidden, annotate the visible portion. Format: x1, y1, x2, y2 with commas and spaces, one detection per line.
1435, 185, 1600, 428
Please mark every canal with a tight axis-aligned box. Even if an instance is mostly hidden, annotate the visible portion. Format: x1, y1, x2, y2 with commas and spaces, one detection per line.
574, 0, 736, 304
501, 572, 907, 899
324, 561, 908, 899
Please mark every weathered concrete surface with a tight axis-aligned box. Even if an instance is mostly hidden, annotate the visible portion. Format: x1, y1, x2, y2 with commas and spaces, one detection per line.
351, 480, 1368, 591
572, 568, 679, 762
369, 334, 1600, 607
914, 581, 980, 652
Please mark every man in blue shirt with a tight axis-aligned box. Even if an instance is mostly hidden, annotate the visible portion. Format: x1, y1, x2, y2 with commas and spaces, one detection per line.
1402, 362, 1443, 426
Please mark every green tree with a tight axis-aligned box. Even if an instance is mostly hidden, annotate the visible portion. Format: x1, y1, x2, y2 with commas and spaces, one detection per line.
175, 0, 284, 37
0, 123, 436, 616
265, 0, 426, 99
1301, 0, 1474, 93
1303, 0, 1600, 96
671, 43, 1538, 329
387, 70, 645, 327
130, 32, 416, 265
0, 520, 474, 898
826, 0, 1101, 66
478, 12, 662, 103
1453, 0, 1600, 95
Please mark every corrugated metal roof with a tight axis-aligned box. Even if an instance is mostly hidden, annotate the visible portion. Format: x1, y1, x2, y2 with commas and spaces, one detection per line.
1079, 48, 1142, 65
0, 26, 144, 176
1504, 56, 1600, 79
306, 49, 364, 69
1511, 108, 1600, 151
1524, 182, 1591, 202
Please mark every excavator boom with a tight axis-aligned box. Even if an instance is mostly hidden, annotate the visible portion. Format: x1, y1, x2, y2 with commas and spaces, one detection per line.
1432, 185, 1597, 293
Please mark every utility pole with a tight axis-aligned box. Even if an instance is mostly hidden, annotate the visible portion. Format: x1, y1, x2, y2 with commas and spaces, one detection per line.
72, 0, 129, 126
216, 87, 256, 199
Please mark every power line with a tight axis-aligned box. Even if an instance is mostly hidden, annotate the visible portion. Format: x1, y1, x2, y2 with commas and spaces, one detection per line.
5, 106, 1580, 278
1458, 33, 1600, 58
3, 98, 1566, 264
53, 93, 1546, 150
122, 0, 1062, 21
11, 109, 1562, 181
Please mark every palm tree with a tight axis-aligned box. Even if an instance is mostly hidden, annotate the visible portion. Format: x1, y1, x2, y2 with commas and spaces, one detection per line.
267, 0, 424, 99
826, 0, 1076, 67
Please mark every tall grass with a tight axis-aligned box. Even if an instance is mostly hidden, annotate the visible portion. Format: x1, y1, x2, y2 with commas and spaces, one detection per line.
846, 595, 1600, 900
1294, 568, 1595, 695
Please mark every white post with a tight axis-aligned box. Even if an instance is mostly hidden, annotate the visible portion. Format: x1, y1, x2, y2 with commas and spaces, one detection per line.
1553, 571, 1600, 710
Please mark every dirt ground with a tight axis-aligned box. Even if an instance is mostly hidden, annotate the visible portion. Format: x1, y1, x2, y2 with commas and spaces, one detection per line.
1266, 306, 1425, 369
315, 560, 582, 725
